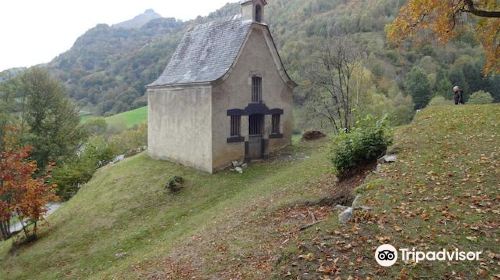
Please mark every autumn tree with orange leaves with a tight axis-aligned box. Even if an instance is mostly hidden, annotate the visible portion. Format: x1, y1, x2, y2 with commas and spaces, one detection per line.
387, 0, 499, 74
0, 128, 56, 241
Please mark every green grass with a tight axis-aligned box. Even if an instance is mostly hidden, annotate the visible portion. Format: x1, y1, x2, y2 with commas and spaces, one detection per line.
277, 104, 499, 279
105, 106, 147, 129
82, 106, 147, 129
0, 139, 333, 279
2, 104, 498, 279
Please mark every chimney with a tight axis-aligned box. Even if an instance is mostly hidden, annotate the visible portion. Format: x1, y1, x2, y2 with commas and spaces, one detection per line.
240, 0, 267, 23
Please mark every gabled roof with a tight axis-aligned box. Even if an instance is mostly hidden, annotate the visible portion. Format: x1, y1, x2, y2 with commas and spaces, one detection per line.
149, 17, 252, 87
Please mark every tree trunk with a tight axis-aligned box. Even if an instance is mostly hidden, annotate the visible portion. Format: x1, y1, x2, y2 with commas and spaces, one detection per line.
0, 220, 11, 240
17, 211, 30, 239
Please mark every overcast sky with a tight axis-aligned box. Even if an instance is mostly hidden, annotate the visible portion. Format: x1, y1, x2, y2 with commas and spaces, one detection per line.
0, 0, 238, 72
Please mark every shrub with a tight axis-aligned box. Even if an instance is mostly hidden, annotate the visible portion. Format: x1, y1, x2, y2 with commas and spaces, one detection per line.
467, 90, 494, 104
52, 124, 147, 200
52, 136, 116, 200
428, 96, 453, 106
166, 176, 184, 193
330, 115, 393, 179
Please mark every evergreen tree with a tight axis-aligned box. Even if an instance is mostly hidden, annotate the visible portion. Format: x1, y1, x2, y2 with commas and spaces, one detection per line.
404, 66, 432, 109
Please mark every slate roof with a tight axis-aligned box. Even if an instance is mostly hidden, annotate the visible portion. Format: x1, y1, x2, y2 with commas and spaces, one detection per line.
149, 17, 253, 87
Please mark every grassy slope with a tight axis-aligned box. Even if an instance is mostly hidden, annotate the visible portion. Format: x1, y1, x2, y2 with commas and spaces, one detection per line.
278, 104, 499, 279
82, 106, 147, 129
1, 105, 498, 279
0, 138, 332, 279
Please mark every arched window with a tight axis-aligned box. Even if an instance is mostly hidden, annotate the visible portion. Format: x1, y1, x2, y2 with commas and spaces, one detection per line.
255, 5, 262, 23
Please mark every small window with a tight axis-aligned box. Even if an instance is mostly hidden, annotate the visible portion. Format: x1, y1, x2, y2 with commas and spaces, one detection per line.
252, 76, 262, 102
255, 5, 262, 23
230, 115, 241, 137
272, 114, 281, 134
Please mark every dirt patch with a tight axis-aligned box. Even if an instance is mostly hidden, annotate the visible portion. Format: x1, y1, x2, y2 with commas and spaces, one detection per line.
336, 161, 378, 182
306, 162, 376, 208
302, 131, 326, 141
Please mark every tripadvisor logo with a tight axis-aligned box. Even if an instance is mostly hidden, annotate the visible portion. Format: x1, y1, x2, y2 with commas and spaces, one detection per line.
375, 244, 398, 267
375, 244, 482, 267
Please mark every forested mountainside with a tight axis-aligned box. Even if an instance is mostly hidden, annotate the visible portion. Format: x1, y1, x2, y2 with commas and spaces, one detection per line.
45, 0, 498, 116
0, 67, 26, 83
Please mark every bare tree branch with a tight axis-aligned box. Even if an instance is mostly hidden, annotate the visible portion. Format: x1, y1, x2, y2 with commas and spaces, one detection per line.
462, 0, 500, 18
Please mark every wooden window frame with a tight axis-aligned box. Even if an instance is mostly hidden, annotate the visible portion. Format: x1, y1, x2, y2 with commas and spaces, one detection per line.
255, 5, 262, 23
227, 115, 244, 143
270, 114, 283, 139
251, 76, 262, 103
230, 115, 241, 137
271, 114, 280, 134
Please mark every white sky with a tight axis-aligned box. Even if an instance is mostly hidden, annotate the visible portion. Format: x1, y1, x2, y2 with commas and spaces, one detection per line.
0, 0, 238, 72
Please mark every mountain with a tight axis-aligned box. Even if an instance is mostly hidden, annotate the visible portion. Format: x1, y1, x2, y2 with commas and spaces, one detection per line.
113, 9, 162, 29
47, 16, 185, 115
0, 67, 26, 83
44, 0, 498, 117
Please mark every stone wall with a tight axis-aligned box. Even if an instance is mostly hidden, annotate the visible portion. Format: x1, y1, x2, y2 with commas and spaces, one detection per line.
211, 26, 294, 170
147, 85, 213, 173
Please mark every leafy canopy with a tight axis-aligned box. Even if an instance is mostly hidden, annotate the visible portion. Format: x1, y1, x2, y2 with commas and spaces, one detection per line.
387, 0, 500, 74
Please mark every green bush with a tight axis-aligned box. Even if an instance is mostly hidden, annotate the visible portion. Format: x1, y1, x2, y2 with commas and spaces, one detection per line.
330, 115, 393, 178
52, 124, 148, 200
52, 136, 116, 200
428, 96, 453, 106
166, 176, 184, 193
467, 90, 494, 104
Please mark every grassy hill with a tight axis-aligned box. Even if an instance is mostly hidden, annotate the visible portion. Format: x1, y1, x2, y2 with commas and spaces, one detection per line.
1, 105, 498, 279
82, 106, 147, 129
104, 106, 147, 129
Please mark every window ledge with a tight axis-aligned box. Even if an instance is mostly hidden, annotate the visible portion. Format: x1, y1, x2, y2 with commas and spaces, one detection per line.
227, 136, 245, 143
269, 133, 283, 139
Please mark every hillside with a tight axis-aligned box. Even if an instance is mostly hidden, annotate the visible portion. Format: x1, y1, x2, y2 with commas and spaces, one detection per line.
1, 105, 498, 279
82, 106, 147, 129
40, 0, 498, 117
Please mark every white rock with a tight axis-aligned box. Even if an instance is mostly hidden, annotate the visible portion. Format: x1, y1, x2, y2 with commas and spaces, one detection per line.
335, 205, 349, 211
235, 167, 243, 174
383, 155, 397, 162
339, 207, 353, 224
351, 195, 362, 208
112, 155, 125, 164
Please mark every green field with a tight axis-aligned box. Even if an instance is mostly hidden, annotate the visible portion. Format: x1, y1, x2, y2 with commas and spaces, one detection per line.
82, 106, 147, 129
1, 105, 498, 279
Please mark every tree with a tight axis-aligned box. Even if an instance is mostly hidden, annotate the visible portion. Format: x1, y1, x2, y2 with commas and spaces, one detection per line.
306, 37, 365, 132
19, 68, 86, 170
405, 66, 432, 109
467, 90, 494, 103
448, 66, 470, 100
434, 69, 453, 99
0, 128, 56, 240
387, 0, 500, 74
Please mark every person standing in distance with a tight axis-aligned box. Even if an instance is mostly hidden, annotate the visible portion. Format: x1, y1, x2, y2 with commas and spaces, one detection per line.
453, 86, 465, 105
